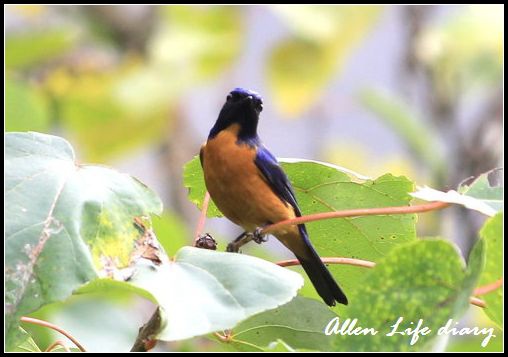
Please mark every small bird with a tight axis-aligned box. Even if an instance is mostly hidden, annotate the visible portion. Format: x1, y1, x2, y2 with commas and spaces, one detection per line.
200, 88, 348, 306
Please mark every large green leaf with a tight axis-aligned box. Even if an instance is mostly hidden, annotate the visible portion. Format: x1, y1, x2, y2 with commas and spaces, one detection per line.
79, 246, 304, 345
130, 247, 304, 342
5, 132, 162, 350
183, 156, 416, 304
221, 296, 336, 352
477, 212, 503, 327
332, 239, 485, 352
282, 161, 416, 302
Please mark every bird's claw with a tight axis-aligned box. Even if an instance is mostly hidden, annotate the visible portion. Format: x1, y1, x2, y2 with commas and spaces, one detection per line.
251, 227, 267, 244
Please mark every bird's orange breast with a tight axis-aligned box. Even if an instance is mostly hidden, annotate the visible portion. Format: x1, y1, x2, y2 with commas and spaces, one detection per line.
201, 124, 296, 233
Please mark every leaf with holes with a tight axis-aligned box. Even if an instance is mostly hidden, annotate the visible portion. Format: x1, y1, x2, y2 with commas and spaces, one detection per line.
5, 132, 162, 350
333, 239, 484, 351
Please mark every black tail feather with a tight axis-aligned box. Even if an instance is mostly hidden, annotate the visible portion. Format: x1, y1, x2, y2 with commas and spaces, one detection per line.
296, 226, 348, 306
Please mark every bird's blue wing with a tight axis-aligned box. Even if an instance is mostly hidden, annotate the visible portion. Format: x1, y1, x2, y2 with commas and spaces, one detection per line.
254, 145, 302, 217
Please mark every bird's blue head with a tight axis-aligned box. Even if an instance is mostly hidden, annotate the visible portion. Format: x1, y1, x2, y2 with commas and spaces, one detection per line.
208, 88, 263, 141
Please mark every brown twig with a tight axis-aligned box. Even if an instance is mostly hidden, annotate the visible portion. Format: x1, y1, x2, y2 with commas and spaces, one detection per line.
194, 191, 211, 244
262, 201, 450, 235
473, 278, 503, 296
277, 257, 376, 269
469, 297, 486, 308
20, 316, 86, 352
214, 330, 232, 343
130, 307, 163, 352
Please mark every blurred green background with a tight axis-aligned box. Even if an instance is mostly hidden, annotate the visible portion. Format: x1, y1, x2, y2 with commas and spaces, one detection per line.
5, 5, 503, 352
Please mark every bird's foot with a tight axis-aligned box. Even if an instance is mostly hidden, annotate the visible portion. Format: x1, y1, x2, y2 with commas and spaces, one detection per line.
251, 227, 268, 244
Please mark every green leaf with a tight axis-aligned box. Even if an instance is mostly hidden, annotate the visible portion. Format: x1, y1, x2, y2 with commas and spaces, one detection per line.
280, 161, 416, 300
12, 327, 41, 352
332, 239, 485, 352
6, 77, 50, 132
225, 296, 336, 352
267, 6, 381, 116
477, 212, 503, 326
183, 157, 416, 302
130, 247, 304, 342
5, 132, 162, 350
459, 168, 503, 214
49, 293, 148, 352
411, 169, 503, 217
183, 155, 222, 217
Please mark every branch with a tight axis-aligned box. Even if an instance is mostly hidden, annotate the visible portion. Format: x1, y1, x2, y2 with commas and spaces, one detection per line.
262, 201, 450, 235
473, 278, 503, 296
20, 316, 86, 352
130, 307, 163, 352
194, 191, 211, 244
277, 257, 376, 269
469, 297, 486, 308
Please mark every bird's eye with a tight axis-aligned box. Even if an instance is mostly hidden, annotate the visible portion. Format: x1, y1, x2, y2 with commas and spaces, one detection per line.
226, 94, 232, 101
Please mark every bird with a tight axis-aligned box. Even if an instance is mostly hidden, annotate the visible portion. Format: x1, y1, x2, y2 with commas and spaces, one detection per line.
199, 87, 348, 306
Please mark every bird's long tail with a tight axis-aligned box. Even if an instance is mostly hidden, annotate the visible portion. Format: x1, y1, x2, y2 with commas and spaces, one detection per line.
294, 225, 348, 306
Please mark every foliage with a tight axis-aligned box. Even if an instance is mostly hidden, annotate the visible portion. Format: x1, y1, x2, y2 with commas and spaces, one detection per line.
4, 4, 503, 353
5, 132, 503, 351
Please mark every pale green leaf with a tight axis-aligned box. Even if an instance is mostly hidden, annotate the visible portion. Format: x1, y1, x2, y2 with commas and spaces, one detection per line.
129, 247, 304, 342
5, 132, 162, 350
411, 169, 503, 217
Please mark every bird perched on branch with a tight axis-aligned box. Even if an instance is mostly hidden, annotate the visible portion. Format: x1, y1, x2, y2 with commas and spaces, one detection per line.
199, 88, 348, 306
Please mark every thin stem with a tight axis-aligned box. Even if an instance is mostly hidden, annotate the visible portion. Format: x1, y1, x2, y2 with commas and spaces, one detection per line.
20, 316, 86, 352
45, 340, 70, 352
194, 191, 211, 244
469, 297, 486, 308
214, 330, 232, 342
277, 257, 376, 269
263, 201, 450, 235
473, 278, 503, 296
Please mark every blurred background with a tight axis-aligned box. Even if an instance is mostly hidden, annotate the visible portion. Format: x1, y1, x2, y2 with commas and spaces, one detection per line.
5, 5, 503, 352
